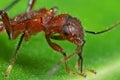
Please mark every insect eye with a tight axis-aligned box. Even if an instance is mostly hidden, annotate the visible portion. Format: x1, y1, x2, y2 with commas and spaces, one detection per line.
62, 26, 69, 36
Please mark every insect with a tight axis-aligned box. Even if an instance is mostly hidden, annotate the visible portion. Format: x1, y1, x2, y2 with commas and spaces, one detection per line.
0, 0, 120, 77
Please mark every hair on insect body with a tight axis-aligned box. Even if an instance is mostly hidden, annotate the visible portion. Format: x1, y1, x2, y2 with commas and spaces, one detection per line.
0, 0, 120, 77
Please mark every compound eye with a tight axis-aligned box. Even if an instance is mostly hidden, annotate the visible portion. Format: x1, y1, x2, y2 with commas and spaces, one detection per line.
62, 26, 69, 36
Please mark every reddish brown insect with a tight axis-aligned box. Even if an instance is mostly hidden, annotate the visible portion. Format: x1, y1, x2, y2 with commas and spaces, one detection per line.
0, 0, 120, 77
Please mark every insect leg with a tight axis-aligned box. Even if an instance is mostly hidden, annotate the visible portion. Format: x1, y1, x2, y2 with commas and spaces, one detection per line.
4, 32, 25, 77
0, 10, 12, 39
48, 43, 86, 77
4, 0, 20, 11
85, 21, 120, 35
75, 41, 85, 73
46, 33, 86, 77
26, 0, 36, 12
46, 33, 70, 75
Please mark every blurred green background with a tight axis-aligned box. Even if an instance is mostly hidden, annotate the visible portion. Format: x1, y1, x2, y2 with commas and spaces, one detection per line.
0, 0, 120, 80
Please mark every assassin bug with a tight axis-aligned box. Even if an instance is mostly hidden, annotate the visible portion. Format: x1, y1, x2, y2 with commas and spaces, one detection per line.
0, 0, 120, 77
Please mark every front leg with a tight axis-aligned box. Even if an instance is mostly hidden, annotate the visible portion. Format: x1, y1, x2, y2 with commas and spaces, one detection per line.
75, 40, 85, 73
45, 33, 70, 75
75, 41, 96, 75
